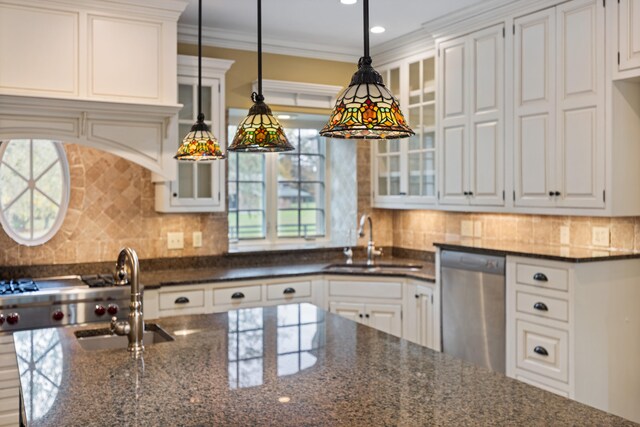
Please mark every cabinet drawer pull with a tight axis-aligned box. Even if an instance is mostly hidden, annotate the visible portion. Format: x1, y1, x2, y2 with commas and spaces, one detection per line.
533, 346, 549, 356
365, 313, 370, 318
231, 292, 245, 300
283, 287, 296, 295
533, 302, 549, 312
533, 273, 548, 282
174, 297, 190, 304
358, 314, 363, 318
415, 294, 420, 299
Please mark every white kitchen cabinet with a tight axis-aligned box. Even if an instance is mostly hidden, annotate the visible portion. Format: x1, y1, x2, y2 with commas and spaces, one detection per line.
155, 55, 233, 212
328, 301, 402, 337
0, 335, 18, 427
403, 282, 437, 350
514, 0, 605, 210
438, 24, 505, 207
325, 277, 404, 337
506, 255, 640, 423
373, 54, 437, 209
618, 0, 640, 72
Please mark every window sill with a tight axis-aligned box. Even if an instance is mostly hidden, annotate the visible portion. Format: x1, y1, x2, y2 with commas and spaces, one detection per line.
228, 239, 338, 253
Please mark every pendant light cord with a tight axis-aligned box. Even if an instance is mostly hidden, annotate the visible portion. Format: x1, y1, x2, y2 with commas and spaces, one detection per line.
256, 0, 263, 101
363, 0, 370, 59
197, 0, 203, 120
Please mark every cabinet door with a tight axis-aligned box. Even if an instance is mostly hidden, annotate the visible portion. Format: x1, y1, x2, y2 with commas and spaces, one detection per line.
329, 302, 363, 324
555, 0, 605, 208
415, 285, 435, 350
366, 303, 402, 337
513, 8, 557, 207
619, 0, 640, 71
469, 24, 504, 206
439, 36, 469, 205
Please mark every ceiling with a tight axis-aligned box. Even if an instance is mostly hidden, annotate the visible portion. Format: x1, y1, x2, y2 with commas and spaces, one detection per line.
178, 0, 487, 60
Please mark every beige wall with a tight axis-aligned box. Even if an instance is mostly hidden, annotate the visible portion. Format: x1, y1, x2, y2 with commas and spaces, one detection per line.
177, 44, 355, 113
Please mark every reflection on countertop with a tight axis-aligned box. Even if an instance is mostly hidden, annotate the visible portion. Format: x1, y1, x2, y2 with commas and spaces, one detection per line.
13, 304, 635, 426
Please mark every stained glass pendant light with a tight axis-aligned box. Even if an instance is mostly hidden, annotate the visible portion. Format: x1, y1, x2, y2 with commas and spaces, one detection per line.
228, 0, 294, 152
320, 0, 414, 139
175, 0, 225, 160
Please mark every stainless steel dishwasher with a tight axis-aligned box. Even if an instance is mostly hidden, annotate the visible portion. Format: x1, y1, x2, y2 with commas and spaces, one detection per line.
441, 250, 506, 373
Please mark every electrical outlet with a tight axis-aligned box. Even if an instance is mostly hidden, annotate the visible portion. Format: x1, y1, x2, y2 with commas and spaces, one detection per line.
461, 220, 473, 237
560, 226, 570, 245
592, 226, 610, 247
474, 221, 482, 238
167, 232, 184, 250
192, 231, 202, 248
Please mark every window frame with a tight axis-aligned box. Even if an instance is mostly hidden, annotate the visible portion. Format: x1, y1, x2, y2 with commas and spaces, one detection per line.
227, 120, 331, 252
0, 139, 70, 246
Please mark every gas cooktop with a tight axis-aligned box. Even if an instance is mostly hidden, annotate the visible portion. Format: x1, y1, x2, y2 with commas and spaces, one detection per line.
0, 279, 38, 294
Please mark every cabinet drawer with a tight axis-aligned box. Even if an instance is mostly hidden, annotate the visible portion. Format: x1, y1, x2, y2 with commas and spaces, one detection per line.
159, 289, 205, 311
515, 263, 569, 291
266, 281, 311, 301
328, 280, 402, 299
214, 286, 262, 305
516, 290, 569, 322
517, 320, 568, 383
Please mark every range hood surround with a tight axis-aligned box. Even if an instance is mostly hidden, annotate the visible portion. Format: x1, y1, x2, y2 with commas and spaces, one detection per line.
0, 0, 189, 181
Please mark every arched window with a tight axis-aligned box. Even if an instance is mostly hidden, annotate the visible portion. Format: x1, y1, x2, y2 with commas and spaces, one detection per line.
0, 139, 70, 246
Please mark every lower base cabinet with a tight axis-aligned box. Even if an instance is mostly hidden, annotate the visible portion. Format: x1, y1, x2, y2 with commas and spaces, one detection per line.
506, 256, 640, 424
403, 282, 438, 350
328, 301, 402, 337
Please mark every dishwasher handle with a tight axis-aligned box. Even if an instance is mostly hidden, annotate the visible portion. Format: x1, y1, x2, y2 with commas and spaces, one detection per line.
440, 250, 505, 275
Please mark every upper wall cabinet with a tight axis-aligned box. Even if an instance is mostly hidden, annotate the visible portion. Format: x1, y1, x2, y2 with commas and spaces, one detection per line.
438, 24, 505, 207
513, 0, 605, 210
373, 54, 437, 209
155, 55, 234, 213
0, 0, 186, 181
0, 0, 184, 104
617, 0, 640, 74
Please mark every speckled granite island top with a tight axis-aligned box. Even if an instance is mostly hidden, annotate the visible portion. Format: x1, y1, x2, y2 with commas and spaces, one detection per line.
15, 304, 634, 426
140, 256, 435, 289
434, 239, 640, 262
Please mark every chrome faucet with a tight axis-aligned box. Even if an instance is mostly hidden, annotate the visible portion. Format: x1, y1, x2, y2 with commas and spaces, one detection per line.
110, 247, 144, 355
358, 214, 383, 265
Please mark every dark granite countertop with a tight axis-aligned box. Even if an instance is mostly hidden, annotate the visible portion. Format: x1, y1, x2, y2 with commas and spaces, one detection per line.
434, 239, 640, 262
15, 304, 634, 426
140, 256, 435, 289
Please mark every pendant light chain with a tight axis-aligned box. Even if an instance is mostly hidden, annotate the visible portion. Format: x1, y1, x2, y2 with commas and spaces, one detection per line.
197, 0, 203, 119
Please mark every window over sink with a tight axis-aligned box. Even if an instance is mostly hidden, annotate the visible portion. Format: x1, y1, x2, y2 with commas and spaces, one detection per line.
0, 139, 70, 246
227, 111, 331, 249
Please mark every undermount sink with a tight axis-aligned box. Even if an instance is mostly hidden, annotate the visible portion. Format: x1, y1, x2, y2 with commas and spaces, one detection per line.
324, 263, 423, 272
74, 323, 174, 351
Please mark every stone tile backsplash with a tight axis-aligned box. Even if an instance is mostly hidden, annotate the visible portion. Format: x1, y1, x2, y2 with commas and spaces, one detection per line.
0, 144, 228, 267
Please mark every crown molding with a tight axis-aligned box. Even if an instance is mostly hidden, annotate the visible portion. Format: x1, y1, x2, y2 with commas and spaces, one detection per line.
177, 55, 235, 78
251, 79, 343, 109
371, 27, 435, 67
178, 24, 358, 64
0, 0, 188, 20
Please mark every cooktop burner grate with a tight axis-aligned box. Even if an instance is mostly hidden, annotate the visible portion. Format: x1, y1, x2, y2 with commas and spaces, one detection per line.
81, 274, 117, 288
0, 279, 39, 294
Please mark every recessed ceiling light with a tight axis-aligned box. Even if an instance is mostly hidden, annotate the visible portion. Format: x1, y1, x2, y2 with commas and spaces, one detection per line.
371, 26, 385, 34
340, 0, 357, 4
278, 114, 291, 120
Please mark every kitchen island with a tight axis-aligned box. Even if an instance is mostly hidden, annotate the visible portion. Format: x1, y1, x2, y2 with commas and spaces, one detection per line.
14, 304, 635, 426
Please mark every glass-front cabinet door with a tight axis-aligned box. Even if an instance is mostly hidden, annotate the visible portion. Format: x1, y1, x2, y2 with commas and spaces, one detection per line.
155, 55, 233, 213
372, 54, 437, 208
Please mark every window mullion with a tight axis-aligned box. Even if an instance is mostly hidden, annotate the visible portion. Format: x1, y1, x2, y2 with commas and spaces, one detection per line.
266, 154, 277, 242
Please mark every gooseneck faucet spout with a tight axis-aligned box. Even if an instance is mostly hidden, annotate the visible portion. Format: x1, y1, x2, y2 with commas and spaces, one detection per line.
358, 214, 383, 265
110, 247, 144, 355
